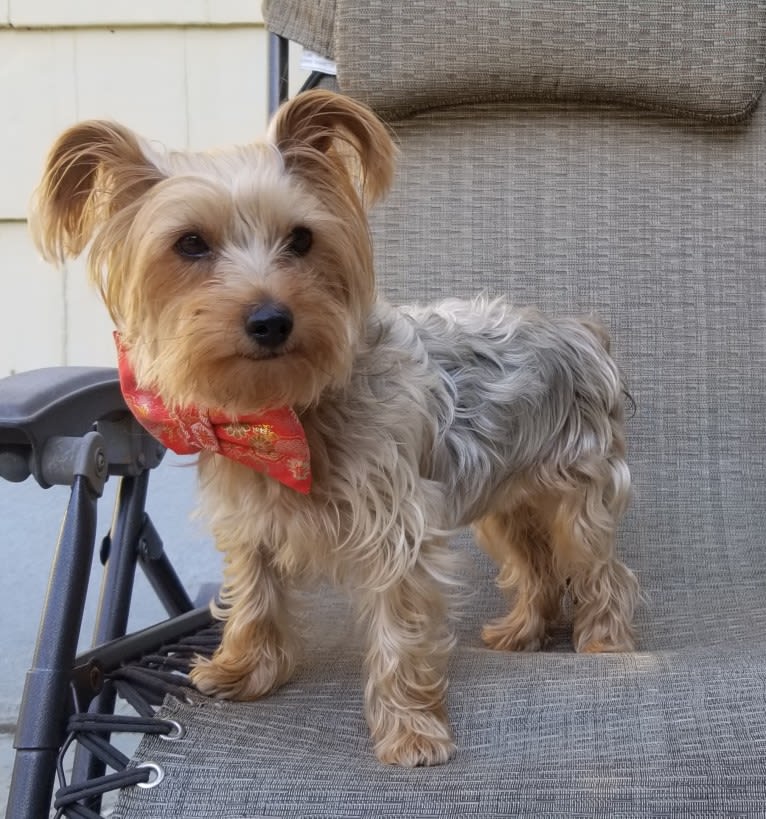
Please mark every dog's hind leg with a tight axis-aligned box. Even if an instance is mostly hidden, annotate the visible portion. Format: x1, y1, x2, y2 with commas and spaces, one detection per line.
475, 497, 564, 651
545, 454, 638, 653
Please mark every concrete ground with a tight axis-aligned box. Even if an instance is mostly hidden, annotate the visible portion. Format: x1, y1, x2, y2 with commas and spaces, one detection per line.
0, 453, 221, 811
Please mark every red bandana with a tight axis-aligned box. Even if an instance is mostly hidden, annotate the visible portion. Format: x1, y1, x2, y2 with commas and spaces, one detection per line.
114, 333, 311, 494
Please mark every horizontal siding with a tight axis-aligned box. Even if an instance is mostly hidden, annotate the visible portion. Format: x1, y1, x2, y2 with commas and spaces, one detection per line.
0, 22, 307, 375
1, 30, 78, 220
0, 223, 65, 372
0, 231, 118, 372
64, 254, 121, 367
4, 0, 263, 27
1, 26, 273, 219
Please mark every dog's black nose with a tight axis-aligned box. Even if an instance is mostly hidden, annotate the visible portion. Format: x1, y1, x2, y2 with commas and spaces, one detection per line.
245, 302, 294, 349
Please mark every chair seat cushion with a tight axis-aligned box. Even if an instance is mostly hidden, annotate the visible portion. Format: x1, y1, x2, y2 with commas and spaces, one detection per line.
113, 540, 766, 817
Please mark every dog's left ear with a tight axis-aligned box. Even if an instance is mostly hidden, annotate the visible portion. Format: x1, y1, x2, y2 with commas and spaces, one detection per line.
268, 89, 396, 207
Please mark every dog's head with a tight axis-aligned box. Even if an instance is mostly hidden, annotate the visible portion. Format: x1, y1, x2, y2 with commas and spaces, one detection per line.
31, 90, 396, 412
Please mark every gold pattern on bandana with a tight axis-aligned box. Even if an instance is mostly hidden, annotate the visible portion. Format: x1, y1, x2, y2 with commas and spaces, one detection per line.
222, 422, 277, 443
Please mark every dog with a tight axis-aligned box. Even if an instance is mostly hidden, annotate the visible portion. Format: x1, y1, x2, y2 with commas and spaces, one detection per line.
31, 89, 639, 767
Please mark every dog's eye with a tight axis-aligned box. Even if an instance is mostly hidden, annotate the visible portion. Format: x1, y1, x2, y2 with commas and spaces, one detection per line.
286, 226, 313, 257
174, 233, 211, 259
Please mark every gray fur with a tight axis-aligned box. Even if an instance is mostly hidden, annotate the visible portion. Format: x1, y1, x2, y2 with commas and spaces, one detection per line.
314, 295, 626, 531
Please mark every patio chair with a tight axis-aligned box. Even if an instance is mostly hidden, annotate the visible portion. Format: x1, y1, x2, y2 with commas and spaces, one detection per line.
4, 1, 766, 816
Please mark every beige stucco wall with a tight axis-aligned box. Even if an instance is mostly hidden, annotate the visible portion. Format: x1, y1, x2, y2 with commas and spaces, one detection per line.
0, 1, 306, 374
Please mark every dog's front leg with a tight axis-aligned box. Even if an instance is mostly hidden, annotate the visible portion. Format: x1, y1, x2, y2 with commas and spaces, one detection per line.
191, 543, 298, 700
360, 550, 456, 767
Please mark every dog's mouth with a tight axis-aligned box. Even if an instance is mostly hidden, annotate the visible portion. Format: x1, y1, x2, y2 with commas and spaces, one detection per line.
237, 344, 292, 363
242, 345, 289, 361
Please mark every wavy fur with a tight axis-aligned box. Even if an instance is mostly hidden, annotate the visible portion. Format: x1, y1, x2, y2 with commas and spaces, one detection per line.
31, 90, 638, 767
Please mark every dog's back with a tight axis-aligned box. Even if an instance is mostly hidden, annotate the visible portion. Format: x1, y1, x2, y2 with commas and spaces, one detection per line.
389, 297, 625, 527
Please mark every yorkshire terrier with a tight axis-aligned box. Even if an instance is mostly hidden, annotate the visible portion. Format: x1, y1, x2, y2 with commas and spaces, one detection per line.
31, 89, 639, 767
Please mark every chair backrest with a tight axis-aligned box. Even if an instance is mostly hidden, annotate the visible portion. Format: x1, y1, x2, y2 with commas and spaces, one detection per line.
265, 0, 766, 652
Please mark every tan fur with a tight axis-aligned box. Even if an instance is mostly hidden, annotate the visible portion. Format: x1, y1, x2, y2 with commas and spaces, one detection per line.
31, 89, 639, 767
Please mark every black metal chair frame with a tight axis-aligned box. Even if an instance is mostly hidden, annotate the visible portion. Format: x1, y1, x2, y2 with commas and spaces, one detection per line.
1, 366, 209, 818
1, 34, 309, 819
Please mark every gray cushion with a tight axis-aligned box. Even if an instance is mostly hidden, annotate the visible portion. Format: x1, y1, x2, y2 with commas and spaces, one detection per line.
264, 0, 766, 121
262, 0, 336, 59
114, 557, 766, 817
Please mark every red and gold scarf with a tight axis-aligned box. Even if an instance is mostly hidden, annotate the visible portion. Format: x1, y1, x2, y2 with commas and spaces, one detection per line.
115, 333, 311, 494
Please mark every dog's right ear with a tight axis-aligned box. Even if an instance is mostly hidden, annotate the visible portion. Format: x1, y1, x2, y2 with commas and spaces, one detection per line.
31, 121, 163, 263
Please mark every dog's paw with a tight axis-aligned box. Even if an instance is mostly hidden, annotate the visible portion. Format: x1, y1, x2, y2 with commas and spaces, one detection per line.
370, 704, 456, 767
374, 723, 456, 767
190, 652, 290, 701
573, 610, 636, 654
574, 631, 635, 654
481, 616, 546, 652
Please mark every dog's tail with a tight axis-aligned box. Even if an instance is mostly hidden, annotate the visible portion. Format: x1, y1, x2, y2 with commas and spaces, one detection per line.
578, 315, 635, 420
578, 314, 612, 353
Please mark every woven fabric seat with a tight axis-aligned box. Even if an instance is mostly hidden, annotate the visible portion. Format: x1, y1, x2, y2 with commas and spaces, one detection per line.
5, 1, 766, 816
113, 2, 766, 815
114, 548, 766, 817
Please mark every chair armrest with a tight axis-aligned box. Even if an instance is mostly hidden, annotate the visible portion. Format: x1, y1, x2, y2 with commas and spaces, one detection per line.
0, 367, 164, 488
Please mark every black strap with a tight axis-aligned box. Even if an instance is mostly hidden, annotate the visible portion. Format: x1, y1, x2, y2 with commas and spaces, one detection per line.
54, 622, 222, 817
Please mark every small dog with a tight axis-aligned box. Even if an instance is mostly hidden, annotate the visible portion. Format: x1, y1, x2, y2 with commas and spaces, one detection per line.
31, 90, 638, 767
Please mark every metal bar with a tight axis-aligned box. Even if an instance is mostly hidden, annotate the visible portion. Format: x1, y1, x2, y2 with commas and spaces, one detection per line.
139, 545, 195, 618
268, 33, 289, 117
298, 70, 330, 94
136, 513, 194, 617
92, 472, 150, 646
69, 470, 150, 807
6, 474, 99, 819
75, 606, 214, 673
